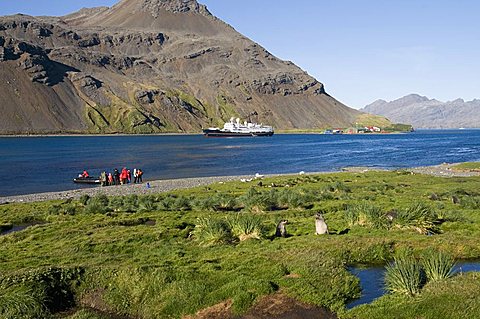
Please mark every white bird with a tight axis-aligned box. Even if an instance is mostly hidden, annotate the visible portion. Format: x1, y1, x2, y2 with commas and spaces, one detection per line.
299, 171, 305, 175
255, 173, 265, 179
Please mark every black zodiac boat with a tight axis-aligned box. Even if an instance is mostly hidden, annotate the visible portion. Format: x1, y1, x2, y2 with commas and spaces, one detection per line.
73, 176, 100, 184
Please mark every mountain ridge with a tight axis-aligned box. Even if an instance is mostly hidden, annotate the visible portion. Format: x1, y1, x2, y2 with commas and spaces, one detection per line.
363, 94, 480, 128
0, 0, 371, 134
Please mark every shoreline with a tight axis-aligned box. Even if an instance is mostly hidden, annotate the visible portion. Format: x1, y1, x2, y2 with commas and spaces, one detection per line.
0, 132, 202, 138
0, 173, 300, 204
1, 163, 479, 204
2, 128, 478, 138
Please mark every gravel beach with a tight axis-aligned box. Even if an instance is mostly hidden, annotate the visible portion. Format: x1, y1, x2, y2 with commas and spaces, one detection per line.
1, 164, 478, 204
409, 162, 480, 177
0, 175, 257, 204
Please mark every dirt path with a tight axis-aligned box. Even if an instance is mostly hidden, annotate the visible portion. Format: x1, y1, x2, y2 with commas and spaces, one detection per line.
183, 293, 337, 319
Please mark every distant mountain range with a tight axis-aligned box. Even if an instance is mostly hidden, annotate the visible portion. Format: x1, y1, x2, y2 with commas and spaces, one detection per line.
362, 94, 480, 128
0, 0, 391, 134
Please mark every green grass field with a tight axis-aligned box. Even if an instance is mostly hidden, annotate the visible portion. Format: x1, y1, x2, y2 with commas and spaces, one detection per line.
451, 162, 480, 172
1, 171, 480, 318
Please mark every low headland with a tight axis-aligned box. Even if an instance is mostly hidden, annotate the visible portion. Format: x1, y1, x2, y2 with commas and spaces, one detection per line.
1, 162, 480, 318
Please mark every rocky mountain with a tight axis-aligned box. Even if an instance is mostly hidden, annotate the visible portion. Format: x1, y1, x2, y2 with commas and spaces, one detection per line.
363, 94, 480, 128
0, 0, 369, 134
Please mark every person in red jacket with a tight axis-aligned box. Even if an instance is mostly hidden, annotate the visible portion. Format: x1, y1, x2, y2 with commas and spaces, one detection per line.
81, 170, 89, 178
120, 167, 128, 185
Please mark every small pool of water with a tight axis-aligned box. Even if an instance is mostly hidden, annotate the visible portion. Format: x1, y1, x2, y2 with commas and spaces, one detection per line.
453, 261, 480, 273
0, 222, 44, 236
347, 266, 386, 309
347, 260, 480, 308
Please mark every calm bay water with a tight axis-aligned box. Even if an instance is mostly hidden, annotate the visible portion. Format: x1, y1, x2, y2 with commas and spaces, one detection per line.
0, 129, 479, 197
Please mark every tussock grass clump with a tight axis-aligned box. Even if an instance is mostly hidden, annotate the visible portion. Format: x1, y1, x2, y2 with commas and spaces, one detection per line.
385, 250, 424, 296
0, 285, 46, 319
194, 214, 266, 244
137, 195, 157, 212
171, 195, 192, 211
345, 202, 388, 229
193, 217, 233, 246
0, 267, 83, 317
343, 201, 441, 234
83, 195, 110, 214
240, 187, 315, 212
193, 195, 217, 211
212, 193, 239, 211
108, 196, 124, 212
396, 202, 439, 234
79, 194, 90, 206
257, 189, 282, 211
228, 214, 265, 241
422, 250, 456, 282
195, 193, 239, 211
60, 204, 77, 215
241, 188, 280, 212
84, 201, 108, 214
123, 194, 138, 207
157, 194, 177, 211
460, 196, 480, 209
278, 188, 315, 209
385, 249, 456, 298
322, 181, 351, 194
156, 194, 192, 211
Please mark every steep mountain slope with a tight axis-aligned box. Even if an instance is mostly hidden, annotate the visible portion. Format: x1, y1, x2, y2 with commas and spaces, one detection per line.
363, 94, 480, 128
0, 0, 364, 134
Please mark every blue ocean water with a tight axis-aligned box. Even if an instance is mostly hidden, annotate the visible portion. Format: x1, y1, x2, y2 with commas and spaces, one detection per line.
0, 129, 479, 197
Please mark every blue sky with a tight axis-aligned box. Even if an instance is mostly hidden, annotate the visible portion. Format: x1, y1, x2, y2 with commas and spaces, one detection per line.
1, 0, 479, 109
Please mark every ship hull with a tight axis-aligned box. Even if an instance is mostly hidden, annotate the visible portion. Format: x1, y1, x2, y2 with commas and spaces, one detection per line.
203, 129, 274, 137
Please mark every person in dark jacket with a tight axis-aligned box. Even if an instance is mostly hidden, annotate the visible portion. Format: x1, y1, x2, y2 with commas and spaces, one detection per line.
113, 168, 120, 185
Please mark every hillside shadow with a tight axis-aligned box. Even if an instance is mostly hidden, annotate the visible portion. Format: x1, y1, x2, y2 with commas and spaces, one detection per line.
47, 60, 80, 86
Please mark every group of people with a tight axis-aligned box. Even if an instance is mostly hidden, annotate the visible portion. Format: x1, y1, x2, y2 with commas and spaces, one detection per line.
104, 168, 143, 186
86, 168, 144, 186
79, 168, 144, 186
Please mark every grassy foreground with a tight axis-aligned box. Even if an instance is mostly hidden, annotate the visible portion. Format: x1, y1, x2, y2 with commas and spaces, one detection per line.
1, 171, 480, 318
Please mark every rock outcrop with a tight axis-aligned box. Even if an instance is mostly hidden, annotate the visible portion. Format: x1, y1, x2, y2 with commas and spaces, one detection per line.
0, 0, 365, 134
